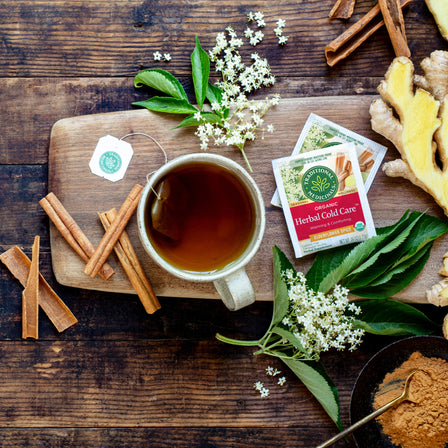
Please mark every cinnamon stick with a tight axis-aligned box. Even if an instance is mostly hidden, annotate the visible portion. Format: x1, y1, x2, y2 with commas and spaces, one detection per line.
378, 0, 410, 57
99, 209, 160, 314
325, 0, 413, 66
84, 184, 143, 278
0, 246, 77, 333
22, 236, 40, 339
358, 149, 373, 164
40, 193, 115, 281
360, 159, 375, 171
329, 0, 356, 19
335, 154, 346, 176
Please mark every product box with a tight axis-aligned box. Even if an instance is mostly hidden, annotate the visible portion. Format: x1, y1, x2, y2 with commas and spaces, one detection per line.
271, 113, 387, 207
272, 143, 376, 258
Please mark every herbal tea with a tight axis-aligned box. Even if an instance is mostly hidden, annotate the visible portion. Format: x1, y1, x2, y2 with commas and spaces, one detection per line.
144, 162, 256, 273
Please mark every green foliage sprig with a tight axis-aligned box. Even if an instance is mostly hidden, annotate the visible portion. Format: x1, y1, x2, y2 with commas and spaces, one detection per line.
133, 34, 279, 172
217, 210, 447, 427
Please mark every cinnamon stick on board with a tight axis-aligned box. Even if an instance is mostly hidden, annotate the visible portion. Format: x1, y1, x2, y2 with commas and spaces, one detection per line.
99, 209, 161, 314
22, 236, 40, 339
40, 193, 115, 281
0, 246, 78, 333
325, 0, 413, 66
329, 0, 357, 19
84, 184, 143, 278
378, 0, 411, 57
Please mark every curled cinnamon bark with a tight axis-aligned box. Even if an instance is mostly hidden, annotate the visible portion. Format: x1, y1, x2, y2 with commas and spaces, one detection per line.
378, 0, 411, 57
325, 0, 413, 66
329, 0, 357, 19
0, 246, 77, 333
40, 193, 115, 280
84, 184, 143, 278
99, 209, 160, 314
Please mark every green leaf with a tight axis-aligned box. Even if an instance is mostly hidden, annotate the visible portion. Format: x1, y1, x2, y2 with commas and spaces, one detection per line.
132, 97, 198, 114
134, 68, 188, 100
343, 212, 424, 288
191, 35, 210, 109
306, 245, 353, 291
354, 299, 438, 335
271, 325, 309, 355
282, 358, 341, 429
350, 244, 432, 299
271, 246, 293, 327
206, 82, 223, 105
175, 111, 222, 128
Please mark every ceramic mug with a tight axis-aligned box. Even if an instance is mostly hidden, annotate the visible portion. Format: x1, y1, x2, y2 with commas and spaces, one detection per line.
137, 153, 266, 310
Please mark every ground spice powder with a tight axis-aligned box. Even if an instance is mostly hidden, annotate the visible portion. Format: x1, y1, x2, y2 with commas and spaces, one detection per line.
373, 351, 448, 448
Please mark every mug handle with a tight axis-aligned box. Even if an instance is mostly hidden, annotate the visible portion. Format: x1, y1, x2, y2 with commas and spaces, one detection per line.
213, 268, 256, 311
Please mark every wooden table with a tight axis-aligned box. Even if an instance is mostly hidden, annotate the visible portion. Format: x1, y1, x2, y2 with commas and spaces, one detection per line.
0, 1, 446, 446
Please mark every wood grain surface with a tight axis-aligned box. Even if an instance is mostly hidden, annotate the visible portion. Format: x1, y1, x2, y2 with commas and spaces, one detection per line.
1, 0, 448, 447
48, 96, 446, 303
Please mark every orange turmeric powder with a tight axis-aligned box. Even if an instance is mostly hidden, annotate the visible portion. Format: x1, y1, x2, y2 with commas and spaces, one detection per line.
374, 351, 448, 448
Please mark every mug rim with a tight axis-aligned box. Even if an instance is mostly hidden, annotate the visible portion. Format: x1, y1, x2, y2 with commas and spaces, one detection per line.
137, 152, 266, 282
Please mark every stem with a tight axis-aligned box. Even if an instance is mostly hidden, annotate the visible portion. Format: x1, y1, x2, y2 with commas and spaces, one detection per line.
216, 333, 260, 347
238, 144, 253, 173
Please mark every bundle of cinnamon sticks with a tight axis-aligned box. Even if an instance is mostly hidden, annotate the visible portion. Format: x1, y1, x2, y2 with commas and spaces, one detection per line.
325, 0, 412, 66
0, 184, 161, 339
39, 184, 160, 315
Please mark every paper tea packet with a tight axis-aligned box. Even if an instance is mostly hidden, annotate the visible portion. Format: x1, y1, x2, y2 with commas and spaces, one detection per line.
89, 135, 134, 182
272, 143, 376, 258
271, 113, 387, 206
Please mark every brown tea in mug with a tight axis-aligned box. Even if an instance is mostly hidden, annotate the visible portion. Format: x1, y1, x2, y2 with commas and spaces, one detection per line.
144, 162, 256, 273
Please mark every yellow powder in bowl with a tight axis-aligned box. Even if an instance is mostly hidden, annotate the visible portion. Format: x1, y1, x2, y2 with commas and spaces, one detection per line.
374, 351, 448, 448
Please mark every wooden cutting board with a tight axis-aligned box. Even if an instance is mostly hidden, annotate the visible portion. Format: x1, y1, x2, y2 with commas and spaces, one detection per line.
48, 96, 447, 304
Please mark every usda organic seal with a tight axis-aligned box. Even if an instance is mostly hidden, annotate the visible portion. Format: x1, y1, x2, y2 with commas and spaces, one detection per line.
301, 165, 338, 203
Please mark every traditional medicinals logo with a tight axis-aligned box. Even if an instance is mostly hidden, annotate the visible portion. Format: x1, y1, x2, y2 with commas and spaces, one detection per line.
301, 165, 338, 202
99, 151, 122, 174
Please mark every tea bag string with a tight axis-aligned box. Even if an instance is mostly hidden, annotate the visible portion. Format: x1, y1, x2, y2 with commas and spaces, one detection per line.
119, 132, 168, 199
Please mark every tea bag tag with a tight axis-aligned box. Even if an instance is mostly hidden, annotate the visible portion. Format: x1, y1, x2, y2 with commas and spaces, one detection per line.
89, 135, 133, 182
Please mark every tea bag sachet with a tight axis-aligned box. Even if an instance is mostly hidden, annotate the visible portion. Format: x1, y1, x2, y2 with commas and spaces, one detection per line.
150, 175, 189, 240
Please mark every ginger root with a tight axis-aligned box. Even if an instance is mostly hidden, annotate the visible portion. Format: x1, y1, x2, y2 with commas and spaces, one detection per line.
425, 0, 448, 41
370, 51, 448, 214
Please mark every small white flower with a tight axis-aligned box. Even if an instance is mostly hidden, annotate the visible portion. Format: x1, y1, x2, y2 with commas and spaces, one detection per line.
276, 19, 286, 28
278, 377, 286, 386
254, 381, 264, 391
163, 53, 172, 61
260, 387, 270, 398
244, 27, 254, 38
254, 11, 264, 22
247, 11, 255, 22
278, 35, 289, 45
153, 51, 162, 61
266, 366, 275, 376
267, 124, 275, 133
194, 111, 202, 121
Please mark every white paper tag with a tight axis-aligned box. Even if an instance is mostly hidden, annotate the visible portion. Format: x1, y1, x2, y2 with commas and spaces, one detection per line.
89, 135, 133, 182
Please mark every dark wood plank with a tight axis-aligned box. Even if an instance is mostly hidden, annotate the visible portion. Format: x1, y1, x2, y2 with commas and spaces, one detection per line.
0, 428, 354, 447
0, 0, 444, 77
0, 428, 355, 447
0, 339, 374, 431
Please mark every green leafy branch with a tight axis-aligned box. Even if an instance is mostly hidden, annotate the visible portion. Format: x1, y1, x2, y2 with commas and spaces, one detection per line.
217, 210, 447, 428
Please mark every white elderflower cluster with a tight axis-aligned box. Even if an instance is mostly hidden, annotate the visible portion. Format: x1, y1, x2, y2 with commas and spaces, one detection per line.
200, 26, 281, 170
274, 19, 288, 45
254, 381, 270, 398
281, 270, 364, 359
254, 365, 286, 398
153, 51, 172, 62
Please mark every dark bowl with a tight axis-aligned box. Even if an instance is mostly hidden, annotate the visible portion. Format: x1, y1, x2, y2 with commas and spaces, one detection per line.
349, 335, 448, 448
